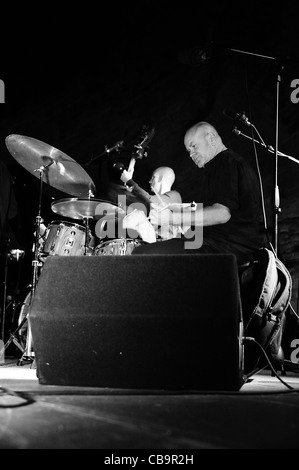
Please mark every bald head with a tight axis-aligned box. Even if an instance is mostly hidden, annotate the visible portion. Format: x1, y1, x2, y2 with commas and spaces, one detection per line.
184, 121, 227, 168
150, 166, 176, 194
154, 166, 175, 184
187, 122, 219, 138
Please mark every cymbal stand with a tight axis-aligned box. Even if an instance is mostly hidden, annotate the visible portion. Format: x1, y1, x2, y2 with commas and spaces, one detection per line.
20, 162, 52, 364
0, 294, 31, 360
83, 217, 92, 255
1, 246, 24, 342
0, 246, 25, 356
30, 162, 50, 294
82, 187, 95, 255
1, 247, 9, 342
0, 161, 51, 365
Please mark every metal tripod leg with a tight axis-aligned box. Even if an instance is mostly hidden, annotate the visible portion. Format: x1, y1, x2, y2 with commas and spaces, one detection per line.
18, 315, 35, 366
0, 313, 27, 360
0, 288, 35, 366
16, 290, 35, 366
0, 164, 47, 367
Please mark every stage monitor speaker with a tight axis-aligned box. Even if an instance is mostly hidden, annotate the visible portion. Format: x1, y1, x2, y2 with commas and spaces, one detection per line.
29, 254, 244, 390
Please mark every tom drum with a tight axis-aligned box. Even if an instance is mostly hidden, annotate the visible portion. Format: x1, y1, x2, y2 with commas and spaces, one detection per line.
42, 220, 96, 256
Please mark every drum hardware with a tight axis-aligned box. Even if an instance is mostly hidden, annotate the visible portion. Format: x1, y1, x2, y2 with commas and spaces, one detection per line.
5, 134, 96, 198
82, 217, 93, 255
51, 197, 125, 220
0, 290, 35, 365
1, 161, 45, 365
1, 246, 25, 343
4, 134, 97, 365
0, 247, 27, 361
1, 247, 10, 343
1, 324, 25, 358
51, 197, 126, 254
41, 220, 96, 257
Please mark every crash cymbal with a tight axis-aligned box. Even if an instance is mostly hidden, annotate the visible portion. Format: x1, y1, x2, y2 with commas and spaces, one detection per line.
5, 134, 95, 198
51, 198, 125, 220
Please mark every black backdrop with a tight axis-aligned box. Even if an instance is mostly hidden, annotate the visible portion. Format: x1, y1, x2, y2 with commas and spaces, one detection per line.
1, 1, 299, 323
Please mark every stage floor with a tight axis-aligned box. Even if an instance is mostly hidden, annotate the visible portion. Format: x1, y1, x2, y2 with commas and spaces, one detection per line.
1, 356, 299, 449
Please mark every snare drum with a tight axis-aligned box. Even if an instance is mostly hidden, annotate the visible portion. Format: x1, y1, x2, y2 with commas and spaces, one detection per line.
42, 220, 96, 256
94, 238, 143, 256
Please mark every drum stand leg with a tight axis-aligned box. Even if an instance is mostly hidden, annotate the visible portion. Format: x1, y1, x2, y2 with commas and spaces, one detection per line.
0, 287, 36, 366
83, 216, 92, 255
17, 313, 34, 366
1, 249, 10, 343
4, 168, 46, 366
1, 166, 48, 367
0, 313, 27, 360
16, 165, 47, 367
1, 244, 26, 359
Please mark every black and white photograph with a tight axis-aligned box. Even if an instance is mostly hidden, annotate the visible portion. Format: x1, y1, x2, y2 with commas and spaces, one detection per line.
1, 1, 299, 450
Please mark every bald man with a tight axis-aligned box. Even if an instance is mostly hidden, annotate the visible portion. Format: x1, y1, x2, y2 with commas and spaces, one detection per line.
132, 121, 263, 262
121, 166, 181, 205
120, 165, 184, 242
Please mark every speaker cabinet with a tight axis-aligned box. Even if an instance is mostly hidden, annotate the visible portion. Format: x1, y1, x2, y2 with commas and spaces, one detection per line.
29, 254, 244, 390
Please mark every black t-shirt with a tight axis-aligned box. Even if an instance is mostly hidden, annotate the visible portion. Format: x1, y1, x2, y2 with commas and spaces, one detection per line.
183, 149, 263, 260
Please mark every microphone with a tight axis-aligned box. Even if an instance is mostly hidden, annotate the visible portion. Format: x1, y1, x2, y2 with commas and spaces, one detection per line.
223, 108, 252, 126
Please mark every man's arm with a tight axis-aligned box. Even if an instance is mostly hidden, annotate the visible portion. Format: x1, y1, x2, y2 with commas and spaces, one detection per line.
150, 203, 231, 227
119, 168, 152, 210
125, 179, 152, 201
197, 203, 231, 226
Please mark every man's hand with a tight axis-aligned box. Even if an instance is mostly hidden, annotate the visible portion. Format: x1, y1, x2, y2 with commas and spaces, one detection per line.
149, 203, 190, 227
122, 209, 156, 243
122, 209, 147, 229
120, 169, 133, 184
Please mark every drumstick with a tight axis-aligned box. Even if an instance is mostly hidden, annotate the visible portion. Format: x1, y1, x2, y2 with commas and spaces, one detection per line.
151, 187, 168, 206
123, 209, 158, 227
123, 209, 150, 225
150, 191, 196, 213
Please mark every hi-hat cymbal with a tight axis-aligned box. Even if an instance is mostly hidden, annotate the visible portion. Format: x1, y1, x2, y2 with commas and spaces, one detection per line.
5, 134, 96, 198
51, 198, 126, 220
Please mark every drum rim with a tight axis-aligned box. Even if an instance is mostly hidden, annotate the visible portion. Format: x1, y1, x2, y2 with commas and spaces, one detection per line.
48, 220, 86, 230
96, 238, 141, 247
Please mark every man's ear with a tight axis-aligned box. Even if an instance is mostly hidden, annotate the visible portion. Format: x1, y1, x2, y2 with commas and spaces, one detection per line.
207, 131, 217, 146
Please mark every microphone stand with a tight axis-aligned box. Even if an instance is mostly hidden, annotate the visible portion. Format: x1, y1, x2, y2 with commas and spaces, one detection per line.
233, 125, 299, 261
233, 127, 299, 165
229, 48, 284, 255
84, 141, 124, 168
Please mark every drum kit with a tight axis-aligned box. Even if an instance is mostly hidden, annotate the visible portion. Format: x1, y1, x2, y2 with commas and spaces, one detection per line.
1, 134, 143, 363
